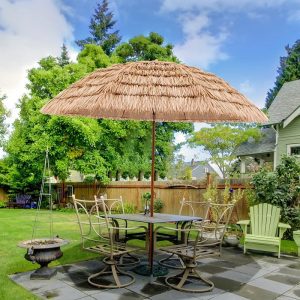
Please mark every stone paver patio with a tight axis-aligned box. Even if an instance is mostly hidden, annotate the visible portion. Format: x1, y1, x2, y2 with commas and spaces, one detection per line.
10, 247, 300, 300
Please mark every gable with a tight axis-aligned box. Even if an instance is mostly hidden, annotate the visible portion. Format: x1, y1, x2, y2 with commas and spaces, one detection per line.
267, 80, 300, 125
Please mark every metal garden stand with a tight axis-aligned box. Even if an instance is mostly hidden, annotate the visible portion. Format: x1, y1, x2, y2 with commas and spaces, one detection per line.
18, 149, 68, 279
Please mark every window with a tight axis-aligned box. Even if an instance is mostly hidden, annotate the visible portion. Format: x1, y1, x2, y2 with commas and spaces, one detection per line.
67, 185, 73, 197
287, 144, 300, 157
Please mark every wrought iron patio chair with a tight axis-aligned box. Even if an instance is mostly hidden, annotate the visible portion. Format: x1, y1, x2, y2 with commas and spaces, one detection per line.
95, 195, 147, 245
73, 195, 147, 289
156, 203, 234, 292
158, 199, 211, 269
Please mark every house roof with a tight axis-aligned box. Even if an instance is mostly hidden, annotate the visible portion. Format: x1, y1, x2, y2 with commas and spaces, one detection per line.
234, 127, 276, 156
267, 79, 300, 125
191, 163, 215, 179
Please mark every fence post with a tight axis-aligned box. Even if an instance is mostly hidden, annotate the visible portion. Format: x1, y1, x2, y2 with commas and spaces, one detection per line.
206, 172, 211, 187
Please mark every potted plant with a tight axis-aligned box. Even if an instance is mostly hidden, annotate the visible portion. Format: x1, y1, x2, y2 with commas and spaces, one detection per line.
142, 192, 151, 215
223, 224, 243, 247
223, 187, 244, 247
141, 192, 164, 214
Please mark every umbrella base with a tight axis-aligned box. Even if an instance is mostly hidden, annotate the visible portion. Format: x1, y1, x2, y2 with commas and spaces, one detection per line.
132, 263, 168, 277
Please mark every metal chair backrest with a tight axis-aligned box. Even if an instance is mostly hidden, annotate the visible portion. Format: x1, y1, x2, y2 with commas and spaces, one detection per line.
94, 196, 118, 256
199, 203, 234, 244
72, 195, 108, 249
96, 195, 125, 215
179, 198, 210, 220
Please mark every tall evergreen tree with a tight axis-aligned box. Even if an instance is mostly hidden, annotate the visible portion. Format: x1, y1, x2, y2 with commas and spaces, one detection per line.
76, 0, 121, 55
265, 40, 300, 109
57, 44, 70, 67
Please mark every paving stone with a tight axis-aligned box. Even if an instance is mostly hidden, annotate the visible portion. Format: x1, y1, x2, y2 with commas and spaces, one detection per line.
192, 288, 226, 300
208, 276, 243, 292
60, 269, 91, 285
249, 269, 278, 280
248, 277, 292, 294
150, 289, 200, 300
283, 284, 300, 299
211, 292, 248, 299
276, 296, 300, 300
92, 288, 145, 300
287, 262, 300, 270
259, 256, 294, 266
37, 284, 87, 300
73, 259, 104, 272
198, 264, 229, 274
265, 274, 300, 286
198, 258, 219, 264
209, 259, 236, 269
278, 267, 300, 278
126, 279, 170, 297
10, 272, 68, 293
217, 270, 253, 283
69, 279, 106, 295
232, 263, 279, 280
233, 284, 279, 300
233, 263, 261, 274
219, 256, 256, 268
56, 264, 85, 275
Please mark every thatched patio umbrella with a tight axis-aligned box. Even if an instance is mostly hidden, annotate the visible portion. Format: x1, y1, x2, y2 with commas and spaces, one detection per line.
41, 60, 267, 274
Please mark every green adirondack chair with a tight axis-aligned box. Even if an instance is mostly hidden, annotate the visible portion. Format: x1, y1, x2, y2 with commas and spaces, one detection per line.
237, 203, 291, 258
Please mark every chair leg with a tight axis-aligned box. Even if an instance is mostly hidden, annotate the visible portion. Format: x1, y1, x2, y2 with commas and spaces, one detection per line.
165, 261, 214, 293
159, 253, 185, 269
118, 252, 140, 267
88, 258, 135, 288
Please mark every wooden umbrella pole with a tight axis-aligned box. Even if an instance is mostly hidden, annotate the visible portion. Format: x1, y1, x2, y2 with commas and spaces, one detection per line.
149, 112, 156, 277
151, 112, 156, 218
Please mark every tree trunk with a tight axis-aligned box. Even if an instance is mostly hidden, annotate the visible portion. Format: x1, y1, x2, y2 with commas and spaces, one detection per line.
116, 170, 121, 181
138, 171, 144, 181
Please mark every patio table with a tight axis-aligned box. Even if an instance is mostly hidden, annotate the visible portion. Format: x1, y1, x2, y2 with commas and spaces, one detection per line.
107, 213, 202, 279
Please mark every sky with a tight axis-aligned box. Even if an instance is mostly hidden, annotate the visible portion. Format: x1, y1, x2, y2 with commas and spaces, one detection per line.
1, 0, 300, 161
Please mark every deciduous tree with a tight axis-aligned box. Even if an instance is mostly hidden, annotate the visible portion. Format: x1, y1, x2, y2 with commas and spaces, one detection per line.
189, 124, 261, 178
0, 93, 9, 147
115, 32, 177, 62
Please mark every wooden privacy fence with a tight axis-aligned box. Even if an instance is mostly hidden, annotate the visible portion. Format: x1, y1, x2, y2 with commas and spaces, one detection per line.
57, 179, 251, 221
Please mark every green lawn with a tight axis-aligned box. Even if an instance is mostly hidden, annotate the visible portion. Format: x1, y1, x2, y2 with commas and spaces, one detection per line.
0, 209, 298, 300
0, 209, 100, 300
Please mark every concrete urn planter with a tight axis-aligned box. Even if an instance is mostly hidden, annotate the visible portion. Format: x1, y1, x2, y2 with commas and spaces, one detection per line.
293, 230, 300, 257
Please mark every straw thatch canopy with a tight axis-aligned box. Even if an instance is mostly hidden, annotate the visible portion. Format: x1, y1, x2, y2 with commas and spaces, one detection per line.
41, 60, 267, 123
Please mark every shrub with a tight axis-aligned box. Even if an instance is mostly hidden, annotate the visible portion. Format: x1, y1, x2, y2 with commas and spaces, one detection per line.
250, 155, 300, 238
123, 203, 137, 214
203, 180, 218, 203
114, 202, 137, 214
154, 198, 164, 213
0, 200, 7, 208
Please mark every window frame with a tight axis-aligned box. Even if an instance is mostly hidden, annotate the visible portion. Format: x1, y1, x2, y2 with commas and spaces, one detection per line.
287, 144, 300, 157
